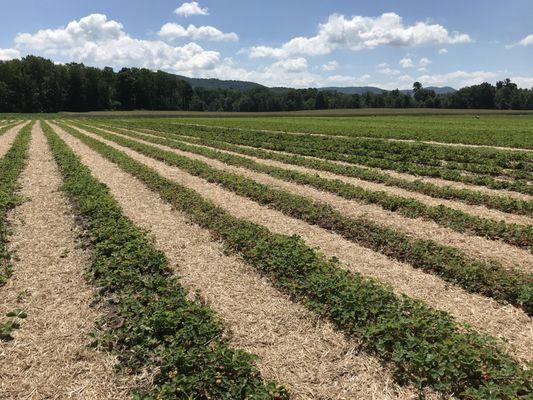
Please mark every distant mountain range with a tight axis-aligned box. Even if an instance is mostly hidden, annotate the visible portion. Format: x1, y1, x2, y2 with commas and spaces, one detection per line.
174, 74, 456, 95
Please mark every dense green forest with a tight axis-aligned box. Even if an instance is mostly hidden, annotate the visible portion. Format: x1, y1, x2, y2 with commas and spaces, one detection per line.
1, 56, 532, 112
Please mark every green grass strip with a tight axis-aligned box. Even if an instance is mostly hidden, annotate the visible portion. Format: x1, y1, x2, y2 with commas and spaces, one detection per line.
0, 122, 32, 286
60, 122, 533, 315
54, 121, 533, 399
130, 122, 532, 195
78, 122, 532, 251
41, 121, 288, 400
97, 122, 533, 217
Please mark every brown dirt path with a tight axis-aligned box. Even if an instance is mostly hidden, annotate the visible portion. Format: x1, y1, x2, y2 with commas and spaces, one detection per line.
48, 130, 432, 399
0, 123, 132, 399
52, 122, 533, 364
79, 124, 533, 274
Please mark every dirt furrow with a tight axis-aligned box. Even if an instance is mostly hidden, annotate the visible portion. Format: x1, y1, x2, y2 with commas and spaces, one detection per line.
49, 129, 430, 399
0, 123, 131, 399
0, 122, 27, 158
379, 164, 533, 200
52, 123, 533, 363
80, 125, 533, 274
104, 125, 532, 226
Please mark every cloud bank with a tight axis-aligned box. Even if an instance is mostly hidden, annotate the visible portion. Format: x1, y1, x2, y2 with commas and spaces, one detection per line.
249, 13, 471, 58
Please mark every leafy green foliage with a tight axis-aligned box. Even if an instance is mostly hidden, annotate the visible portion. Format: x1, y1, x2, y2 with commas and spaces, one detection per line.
61, 122, 533, 314
127, 121, 532, 195
97, 122, 533, 217
56, 121, 532, 398
150, 115, 533, 149
0, 309, 27, 341
80, 122, 532, 250
0, 56, 194, 112
42, 121, 287, 400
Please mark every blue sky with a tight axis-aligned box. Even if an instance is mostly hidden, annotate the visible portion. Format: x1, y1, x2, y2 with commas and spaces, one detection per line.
1, 0, 532, 88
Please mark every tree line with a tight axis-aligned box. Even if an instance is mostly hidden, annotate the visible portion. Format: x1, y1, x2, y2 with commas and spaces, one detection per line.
0, 56, 193, 112
1, 56, 532, 112
192, 79, 533, 111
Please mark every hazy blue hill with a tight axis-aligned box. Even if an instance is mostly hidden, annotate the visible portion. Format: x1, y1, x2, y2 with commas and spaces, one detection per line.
319, 86, 385, 94
173, 73, 457, 94
174, 75, 265, 90
426, 86, 457, 94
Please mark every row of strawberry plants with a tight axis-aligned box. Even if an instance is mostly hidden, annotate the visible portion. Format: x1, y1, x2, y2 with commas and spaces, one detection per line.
56, 121, 533, 399
174, 124, 533, 193
76, 122, 532, 251
156, 122, 533, 180
0, 122, 32, 286
96, 122, 533, 216
0, 121, 21, 136
169, 124, 533, 189
115, 121, 533, 195
59, 122, 533, 315
41, 122, 288, 399
168, 121, 532, 171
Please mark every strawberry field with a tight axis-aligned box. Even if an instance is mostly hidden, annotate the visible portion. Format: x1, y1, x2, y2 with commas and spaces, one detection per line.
0, 115, 531, 399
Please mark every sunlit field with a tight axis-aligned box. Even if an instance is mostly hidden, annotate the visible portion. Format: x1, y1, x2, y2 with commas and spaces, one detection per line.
1, 113, 531, 397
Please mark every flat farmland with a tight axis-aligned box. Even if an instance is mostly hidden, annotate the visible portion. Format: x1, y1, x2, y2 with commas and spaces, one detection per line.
1, 114, 532, 399
162, 114, 533, 149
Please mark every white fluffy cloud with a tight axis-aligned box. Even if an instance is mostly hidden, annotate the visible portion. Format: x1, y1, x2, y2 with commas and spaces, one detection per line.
174, 2, 209, 17
248, 13, 471, 58
13, 14, 220, 74
506, 34, 533, 48
376, 63, 400, 75
418, 57, 431, 67
417, 70, 497, 87
399, 57, 414, 68
15, 13, 124, 52
438, 48, 448, 54
0, 48, 21, 61
270, 57, 308, 73
158, 23, 238, 42
321, 60, 339, 71
511, 76, 533, 88
194, 57, 372, 88
324, 74, 371, 86
400, 56, 431, 68
517, 35, 533, 46
249, 37, 330, 58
